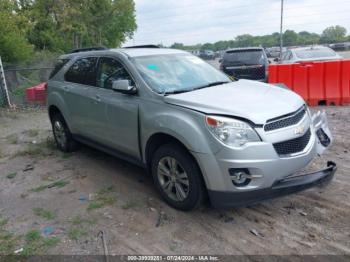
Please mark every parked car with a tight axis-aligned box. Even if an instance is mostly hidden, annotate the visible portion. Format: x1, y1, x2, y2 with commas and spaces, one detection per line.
329, 42, 350, 51
47, 46, 336, 210
279, 46, 342, 64
199, 50, 215, 60
219, 47, 269, 82
265, 47, 282, 58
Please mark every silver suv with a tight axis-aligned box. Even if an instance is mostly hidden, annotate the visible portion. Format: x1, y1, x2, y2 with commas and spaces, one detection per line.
47, 47, 336, 211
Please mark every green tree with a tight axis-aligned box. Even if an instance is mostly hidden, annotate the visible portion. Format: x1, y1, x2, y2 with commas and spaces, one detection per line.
320, 25, 347, 43
235, 34, 255, 47
283, 30, 298, 46
25, 0, 136, 51
170, 43, 185, 49
0, 0, 33, 63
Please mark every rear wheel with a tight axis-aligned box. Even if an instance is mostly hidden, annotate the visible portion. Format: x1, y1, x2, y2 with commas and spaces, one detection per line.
151, 144, 205, 211
51, 113, 79, 152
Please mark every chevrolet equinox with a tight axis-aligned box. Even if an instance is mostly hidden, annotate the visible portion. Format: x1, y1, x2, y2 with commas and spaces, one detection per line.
47, 47, 336, 211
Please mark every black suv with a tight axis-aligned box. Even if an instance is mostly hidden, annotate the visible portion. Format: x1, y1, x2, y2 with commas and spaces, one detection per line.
220, 47, 269, 82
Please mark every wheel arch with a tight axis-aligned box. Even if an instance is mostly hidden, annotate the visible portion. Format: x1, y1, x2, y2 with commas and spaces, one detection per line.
144, 132, 208, 189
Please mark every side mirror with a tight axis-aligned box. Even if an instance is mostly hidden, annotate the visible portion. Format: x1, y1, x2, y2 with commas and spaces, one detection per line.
219, 59, 223, 63
112, 80, 137, 95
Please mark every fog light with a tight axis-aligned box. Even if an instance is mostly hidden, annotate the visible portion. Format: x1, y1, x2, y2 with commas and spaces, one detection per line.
316, 128, 330, 147
229, 168, 251, 187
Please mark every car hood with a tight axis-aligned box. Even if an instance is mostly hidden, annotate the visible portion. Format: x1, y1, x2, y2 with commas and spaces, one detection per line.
164, 80, 304, 124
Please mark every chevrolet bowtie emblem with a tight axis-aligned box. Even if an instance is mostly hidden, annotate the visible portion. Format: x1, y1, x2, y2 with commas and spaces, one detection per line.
294, 125, 305, 135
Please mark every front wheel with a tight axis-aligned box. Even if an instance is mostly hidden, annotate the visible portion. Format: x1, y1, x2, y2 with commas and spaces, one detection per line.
151, 144, 205, 211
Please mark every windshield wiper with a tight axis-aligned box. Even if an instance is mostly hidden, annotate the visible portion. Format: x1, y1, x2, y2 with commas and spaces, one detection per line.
192, 81, 230, 91
163, 89, 192, 95
163, 81, 230, 95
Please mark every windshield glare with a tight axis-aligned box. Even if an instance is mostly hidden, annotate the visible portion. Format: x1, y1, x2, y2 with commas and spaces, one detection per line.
295, 48, 337, 59
132, 54, 230, 94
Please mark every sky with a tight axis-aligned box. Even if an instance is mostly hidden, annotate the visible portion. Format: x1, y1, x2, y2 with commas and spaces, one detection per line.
124, 0, 350, 46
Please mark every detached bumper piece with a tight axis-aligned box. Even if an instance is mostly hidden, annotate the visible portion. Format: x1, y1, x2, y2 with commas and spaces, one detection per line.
209, 161, 337, 209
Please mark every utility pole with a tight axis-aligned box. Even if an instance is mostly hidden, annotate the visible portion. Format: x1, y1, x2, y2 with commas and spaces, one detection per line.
279, 0, 284, 61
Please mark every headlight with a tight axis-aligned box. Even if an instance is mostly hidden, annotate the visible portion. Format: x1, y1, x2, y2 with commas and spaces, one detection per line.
205, 115, 261, 147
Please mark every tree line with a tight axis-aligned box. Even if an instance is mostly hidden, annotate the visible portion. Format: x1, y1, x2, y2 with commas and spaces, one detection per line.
171, 25, 350, 51
0, 0, 137, 63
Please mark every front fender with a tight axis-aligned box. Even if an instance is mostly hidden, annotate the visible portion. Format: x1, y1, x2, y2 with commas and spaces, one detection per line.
141, 103, 222, 158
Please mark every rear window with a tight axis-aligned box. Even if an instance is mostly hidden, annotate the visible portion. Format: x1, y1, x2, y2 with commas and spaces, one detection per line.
49, 59, 70, 79
224, 50, 265, 65
295, 48, 337, 59
64, 57, 98, 86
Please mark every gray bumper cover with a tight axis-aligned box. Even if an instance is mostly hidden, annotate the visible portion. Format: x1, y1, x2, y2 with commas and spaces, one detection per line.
208, 161, 337, 209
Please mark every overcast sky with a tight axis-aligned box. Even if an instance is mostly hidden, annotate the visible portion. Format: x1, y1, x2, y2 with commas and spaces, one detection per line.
124, 0, 350, 46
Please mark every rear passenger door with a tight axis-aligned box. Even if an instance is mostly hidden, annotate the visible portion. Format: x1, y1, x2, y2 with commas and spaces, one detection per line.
64, 57, 98, 136
94, 57, 140, 158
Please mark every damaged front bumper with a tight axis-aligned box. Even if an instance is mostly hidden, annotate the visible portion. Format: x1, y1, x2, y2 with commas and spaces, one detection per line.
208, 161, 337, 208
207, 110, 337, 209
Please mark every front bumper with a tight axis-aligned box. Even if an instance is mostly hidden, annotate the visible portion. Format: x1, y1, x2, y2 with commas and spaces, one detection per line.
208, 161, 337, 208
192, 110, 336, 208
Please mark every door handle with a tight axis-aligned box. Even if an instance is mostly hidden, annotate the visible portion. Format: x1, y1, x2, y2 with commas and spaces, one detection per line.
63, 86, 70, 93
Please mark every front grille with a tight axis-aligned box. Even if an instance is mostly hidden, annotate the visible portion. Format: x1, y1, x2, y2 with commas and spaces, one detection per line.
273, 128, 311, 156
264, 107, 306, 131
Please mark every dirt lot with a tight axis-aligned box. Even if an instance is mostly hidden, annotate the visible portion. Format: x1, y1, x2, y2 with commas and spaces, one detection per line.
0, 107, 349, 256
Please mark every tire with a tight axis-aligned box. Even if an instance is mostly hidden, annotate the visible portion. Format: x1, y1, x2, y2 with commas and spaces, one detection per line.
151, 144, 206, 211
51, 112, 79, 152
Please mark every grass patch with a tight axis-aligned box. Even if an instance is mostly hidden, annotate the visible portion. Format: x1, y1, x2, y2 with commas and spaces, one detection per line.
68, 228, 87, 241
50, 180, 69, 188
6, 172, 17, 179
30, 184, 48, 193
68, 216, 96, 241
22, 229, 59, 256
15, 144, 44, 157
0, 217, 18, 255
33, 208, 55, 220
87, 186, 117, 211
71, 216, 96, 226
0, 217, 8, 227
30, 179, 69, 193
13, 137, 57, 159
6, 134, 18, 144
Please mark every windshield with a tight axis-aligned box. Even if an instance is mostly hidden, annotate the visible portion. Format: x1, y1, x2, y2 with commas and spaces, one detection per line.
224, 50, 265, 65
295, 48, 337, 59
131, 53, 231, 94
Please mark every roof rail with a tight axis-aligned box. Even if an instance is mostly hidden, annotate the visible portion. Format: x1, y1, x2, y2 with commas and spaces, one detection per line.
69, 46, 108, 53
123, 45, 160, 49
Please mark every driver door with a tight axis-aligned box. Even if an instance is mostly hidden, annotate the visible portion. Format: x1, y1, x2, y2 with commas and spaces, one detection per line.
92, 57, 140, 159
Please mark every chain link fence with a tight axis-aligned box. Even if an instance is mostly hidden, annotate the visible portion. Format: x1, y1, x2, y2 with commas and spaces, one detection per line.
4, 67, 53, 106
0, 52, 58, 108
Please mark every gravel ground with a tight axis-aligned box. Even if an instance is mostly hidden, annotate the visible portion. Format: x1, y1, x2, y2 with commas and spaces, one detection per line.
0, 107, 349, 256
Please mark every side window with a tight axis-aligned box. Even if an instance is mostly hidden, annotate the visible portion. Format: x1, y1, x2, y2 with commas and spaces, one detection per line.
97, 57, 134, 89
64, 57, 98, 86
287, 51, 293, 60
50, 59, 70, 79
